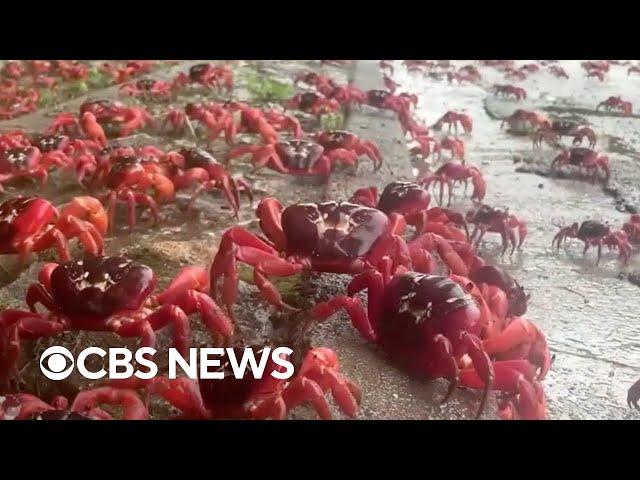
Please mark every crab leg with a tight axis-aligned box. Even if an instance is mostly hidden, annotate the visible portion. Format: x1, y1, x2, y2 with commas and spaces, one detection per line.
71, 387, 148, 420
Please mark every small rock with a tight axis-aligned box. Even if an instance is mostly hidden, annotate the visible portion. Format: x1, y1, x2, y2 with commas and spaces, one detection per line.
538, 183, 544, 189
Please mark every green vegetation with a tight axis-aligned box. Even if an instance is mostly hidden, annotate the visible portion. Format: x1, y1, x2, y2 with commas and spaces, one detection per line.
246, 72, 293, 103
320, 112, 344, 131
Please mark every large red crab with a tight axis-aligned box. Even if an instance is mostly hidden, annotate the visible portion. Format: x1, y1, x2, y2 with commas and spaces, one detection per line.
209, 198, 475, 313
418, 162, 486, 206
0, 387, 148, 420
227, 139, 359, 182
533, 120, 597, 149
596, 96, 632, 116
551, 148, 610, 182
500, 109, 551, 132
548, 65, 569, 78
0, 255, 234, 389
622, 214, 640, 245
119, 79, 174, 101
173, 63, 234, 93
493, 84, 527, 100
552, 220, 631, 266
0, 196, 107, 263
466, 204, 527, 256
0, 146, 71, 190
432, 111, 473, 135
311, 269, 548, 419
313, 130, 383, 171
92, 153, 177, 231
285, 92, 340, 116
48, 100, 153, 140
365, 89, 416, 115
350, 181, 469, 242
175, 147, 253, 216
110, 345, 360, 420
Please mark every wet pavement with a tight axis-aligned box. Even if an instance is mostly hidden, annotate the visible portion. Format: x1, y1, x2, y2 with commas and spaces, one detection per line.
1, 60, 638, 419
393, 60, 640, 419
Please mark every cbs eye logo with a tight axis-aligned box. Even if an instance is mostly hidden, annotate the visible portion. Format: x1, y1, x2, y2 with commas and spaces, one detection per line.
39, 346, 75, 380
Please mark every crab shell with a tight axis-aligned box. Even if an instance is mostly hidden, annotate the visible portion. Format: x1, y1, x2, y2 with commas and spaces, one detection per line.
0, 197, 57, 254
275, 140, 325, 170
314, 130, 356, 150
0, 147, 41, 174
279, 201, 389, 265
103, 156, 150, 189
366, 90, 390, 108
49, 255, 156, 319
296, 92, 324, 111
577, 220, 610, 240
32, 134, 70, 152
469, 265, 528, 317
378, 272, 480, 376
197, 345, 279, 416
376, 181, 431, 217
179, 147, 224, 170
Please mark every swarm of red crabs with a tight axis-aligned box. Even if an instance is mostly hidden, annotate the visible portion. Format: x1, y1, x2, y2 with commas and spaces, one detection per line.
0, 60, 564, 421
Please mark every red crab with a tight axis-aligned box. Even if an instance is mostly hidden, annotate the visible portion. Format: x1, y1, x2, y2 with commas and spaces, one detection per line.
0, 131, 31, 150
493, 84, 527, 100
596, 96, 632, 116
503, 68, 527, 81
1, 61, 26, 79
237, 105, 303, 143
447, 71, 480, 84
350, 181, 469, 242
175, 147, 253, 217
313, 130, 382, 171
365, 89, 415, 115
552, 220, 631, 266
622, 214, 640, 245
111, 346, 360, 420
551, 148, 610, 182
408, 134, 440, 159
92, 153, 178, 231
500, 109, 551, 132
293, 71, 338, 94
548, 65, 569, 78
533, 121, 597, 149
469, 264, 529, 318
0, 255, 234, 389
466, 204, 527, 256
119, 79, 174, 101
582, 61, 609, 73
311, 269, 548, 419
286, 92, 340, 116
0, 146, 72, 190
437, 137, 466, 161
0, 387, 148, 420
174, 63, 233, 92
227, 139, 359, 182
419, 162, 486, 206
398, 110, 431, 139
209, 198, 475, 313
586, 70, 606, 81
327, 85, 368, 108
519, 63, 540, 74
48, 101, 153, 139
0, 196, 107, 263
433, 111, 473, 135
